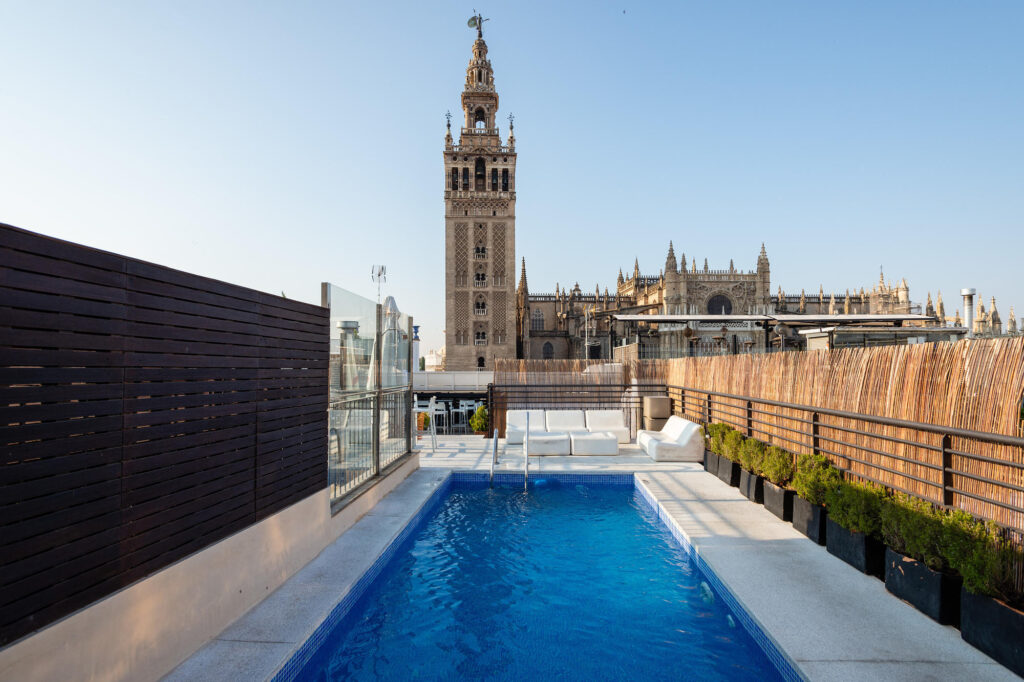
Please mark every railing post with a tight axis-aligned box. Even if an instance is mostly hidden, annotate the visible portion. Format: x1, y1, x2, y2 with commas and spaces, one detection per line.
811, 412, 820, 457
941, 434, 953, 506
745, 400, 753, 437
486, 383, 493, 439
372, 304, 382, 477
704, 393, 711, 425
405, 315, 414, 455
680, 389, 686, 419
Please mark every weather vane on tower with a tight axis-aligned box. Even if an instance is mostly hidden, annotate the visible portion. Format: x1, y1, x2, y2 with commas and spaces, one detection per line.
467, 11, 489, 38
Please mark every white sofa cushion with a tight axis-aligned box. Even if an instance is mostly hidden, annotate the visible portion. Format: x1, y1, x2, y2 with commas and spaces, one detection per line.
506, 409, 546, 444
570, 431, 618, 456
585, 410, 630, 443
545, 410, 588, 433
527, 432, 571, 456
638, 416, 704, 462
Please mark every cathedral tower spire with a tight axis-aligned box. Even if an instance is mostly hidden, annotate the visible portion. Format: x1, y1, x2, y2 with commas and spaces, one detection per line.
444, 20, 517, 369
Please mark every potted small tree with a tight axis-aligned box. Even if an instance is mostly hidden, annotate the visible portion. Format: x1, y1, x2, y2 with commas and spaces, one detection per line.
469, 405, 489, 435
824, 479, 886, 578
880, 492, 961, 625
946, 513, 1024, 677
791, 454, 839, 545
704, 423, 729, 474
737, 437, 766, 503
761, 446, 796, 521
717, 429, 743, 487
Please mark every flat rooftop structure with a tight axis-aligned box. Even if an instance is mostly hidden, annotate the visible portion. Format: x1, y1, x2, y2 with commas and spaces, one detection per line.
798, 325, 969, 335
614, 313, 937, 326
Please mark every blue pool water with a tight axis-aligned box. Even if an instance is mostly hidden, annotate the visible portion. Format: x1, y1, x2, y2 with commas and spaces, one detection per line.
294, 479, 785, 681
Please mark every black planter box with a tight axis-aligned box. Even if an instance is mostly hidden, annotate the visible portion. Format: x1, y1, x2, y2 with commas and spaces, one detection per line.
763, 481, 795, 522
961, 587, 1024, 677
716, 458, 740, 487
704, 450, 719, 474
792, 496, 827, 545
739, 469, 764, 503
884, 548, 961, 626
826, 518, 885, 579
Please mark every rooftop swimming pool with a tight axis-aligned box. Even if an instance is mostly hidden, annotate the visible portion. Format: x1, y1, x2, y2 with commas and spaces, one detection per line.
278, 474, 797, 681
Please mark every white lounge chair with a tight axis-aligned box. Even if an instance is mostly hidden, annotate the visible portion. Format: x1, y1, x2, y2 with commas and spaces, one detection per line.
637, 416, 704, 462
585, 410, 630, 443
506, 409, 546, 444
545, 410, 589, 434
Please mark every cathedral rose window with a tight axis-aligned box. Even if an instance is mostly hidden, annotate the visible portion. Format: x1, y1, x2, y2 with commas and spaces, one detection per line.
707, 294, 733, 315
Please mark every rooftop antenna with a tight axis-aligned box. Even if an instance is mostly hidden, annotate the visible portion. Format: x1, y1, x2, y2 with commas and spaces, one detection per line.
371, 265, 387, 305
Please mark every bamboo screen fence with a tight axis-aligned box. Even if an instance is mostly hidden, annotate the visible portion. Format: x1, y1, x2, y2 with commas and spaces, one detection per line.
659, 338, 1024, 530
495, 339, 1024, 531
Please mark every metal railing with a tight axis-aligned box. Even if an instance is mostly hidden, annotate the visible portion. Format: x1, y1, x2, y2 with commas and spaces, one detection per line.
667, 385, 1024, 531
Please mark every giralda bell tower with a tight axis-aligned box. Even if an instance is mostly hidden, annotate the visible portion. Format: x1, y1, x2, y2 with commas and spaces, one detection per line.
443, 16, 517, 370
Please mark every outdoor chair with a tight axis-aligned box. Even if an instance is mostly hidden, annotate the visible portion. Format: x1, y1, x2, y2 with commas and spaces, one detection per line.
637, 416, 703, 462
584, 410, 631, 443
505, 409, 546, 444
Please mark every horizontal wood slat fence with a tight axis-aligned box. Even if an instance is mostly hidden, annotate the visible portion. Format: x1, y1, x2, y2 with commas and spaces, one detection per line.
1, 223, 329, 646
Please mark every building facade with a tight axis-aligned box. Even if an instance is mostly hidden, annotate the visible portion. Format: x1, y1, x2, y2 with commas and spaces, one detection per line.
515, 244, 924, 359
443, 22, 517, 370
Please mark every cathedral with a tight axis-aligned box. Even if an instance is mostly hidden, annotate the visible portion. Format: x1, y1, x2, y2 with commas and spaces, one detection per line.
441, 21, 982, 369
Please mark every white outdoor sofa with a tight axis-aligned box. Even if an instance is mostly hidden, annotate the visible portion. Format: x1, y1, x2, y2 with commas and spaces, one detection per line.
506, 409, 625, 455
637, 415, 704, 462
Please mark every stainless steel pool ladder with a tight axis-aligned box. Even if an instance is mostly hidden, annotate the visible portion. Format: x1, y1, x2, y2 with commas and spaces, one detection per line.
523, 413, 529, 491
489, 428, 498, 486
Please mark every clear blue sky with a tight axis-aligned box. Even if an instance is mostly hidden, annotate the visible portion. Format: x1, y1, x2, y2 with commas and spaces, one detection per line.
1, 1, 1022, 352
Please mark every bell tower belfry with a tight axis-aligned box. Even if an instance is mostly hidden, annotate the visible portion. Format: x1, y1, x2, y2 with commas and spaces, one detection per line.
443, 17, 517, 370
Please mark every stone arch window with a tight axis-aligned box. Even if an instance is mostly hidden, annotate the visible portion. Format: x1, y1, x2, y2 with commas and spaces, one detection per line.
474, 295, 487, 315
477, 356, 485, 368
491, 168, 498, 190
706, 294, 733, 315
501, 169, 509, 191
475, 330, 487, 345
451, 168, 459, 190
531, 309, 544, 331
474, 158, 485, 190
474, 108, 486, 128
462, 167, 469, 188
542, 342, 554, 359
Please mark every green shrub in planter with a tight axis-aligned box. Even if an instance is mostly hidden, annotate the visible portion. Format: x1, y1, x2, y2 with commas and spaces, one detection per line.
721, 430, 745, 462
943, 511, 1019, 604
469, 405, 488, 433
825, 480, 885, 538
880, 492, 948, 571
738, 437, 767, 474
792, 453, 840, 506
761, 446, 795, 487
705, 423, 732, 456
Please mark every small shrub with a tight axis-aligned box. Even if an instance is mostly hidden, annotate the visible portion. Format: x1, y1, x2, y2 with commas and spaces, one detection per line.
738, 437, 767, 474
721, 430, 745, 462
761, 446, 795, 487
944, 511, 1020, 604
879, 492, 947, 571
704, 423, 732, 456
825, 480, 885, 538
792, 453, 840, 505
469, 405, 488, 433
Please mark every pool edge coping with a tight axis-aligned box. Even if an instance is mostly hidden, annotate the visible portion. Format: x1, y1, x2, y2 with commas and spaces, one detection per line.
270, 470, 803, 682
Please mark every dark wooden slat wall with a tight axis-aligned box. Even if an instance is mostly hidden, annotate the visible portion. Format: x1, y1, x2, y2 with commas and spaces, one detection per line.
0, 223, 329, 647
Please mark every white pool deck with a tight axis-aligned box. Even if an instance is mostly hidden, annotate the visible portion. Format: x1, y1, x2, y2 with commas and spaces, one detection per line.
168, 436, 1016, 681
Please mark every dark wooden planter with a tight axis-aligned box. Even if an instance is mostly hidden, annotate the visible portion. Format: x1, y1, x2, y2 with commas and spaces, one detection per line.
826, 518, 885, 579
763, 481, 795, 522
739, 469, 764, 503
792, 496, 827, 545
961, 587, 1024, 677
884, 548, 961, 626
716, 458, 740, 487
704, 450, 719, 474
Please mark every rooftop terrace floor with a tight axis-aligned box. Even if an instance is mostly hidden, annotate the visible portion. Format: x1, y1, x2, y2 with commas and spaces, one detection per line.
170, 436, 1016, 681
